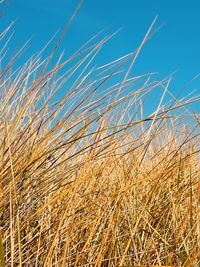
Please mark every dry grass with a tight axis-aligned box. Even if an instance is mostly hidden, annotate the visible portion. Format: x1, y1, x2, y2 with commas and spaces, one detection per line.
0, 11, 200, 267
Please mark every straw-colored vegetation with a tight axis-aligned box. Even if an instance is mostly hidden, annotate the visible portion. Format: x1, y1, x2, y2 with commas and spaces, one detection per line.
0, 6, 200, 267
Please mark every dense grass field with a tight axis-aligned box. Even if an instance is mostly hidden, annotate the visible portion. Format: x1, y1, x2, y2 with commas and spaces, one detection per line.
0, 7, 200, 267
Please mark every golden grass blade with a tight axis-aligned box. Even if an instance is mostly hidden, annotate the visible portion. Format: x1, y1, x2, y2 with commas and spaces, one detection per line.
0, 230, 5, 267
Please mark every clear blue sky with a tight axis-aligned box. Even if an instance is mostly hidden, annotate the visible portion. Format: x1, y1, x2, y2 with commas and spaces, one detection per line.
2, 0, 200, 113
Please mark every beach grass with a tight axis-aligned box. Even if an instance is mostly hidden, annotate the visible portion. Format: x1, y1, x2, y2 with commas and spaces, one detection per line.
0, 11, 200, 267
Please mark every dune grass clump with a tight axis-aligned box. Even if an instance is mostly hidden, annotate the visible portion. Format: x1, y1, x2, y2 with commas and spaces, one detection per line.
0, 12, 200, 267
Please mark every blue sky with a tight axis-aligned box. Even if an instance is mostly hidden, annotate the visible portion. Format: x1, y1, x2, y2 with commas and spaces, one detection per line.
1, 0, 200, 114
